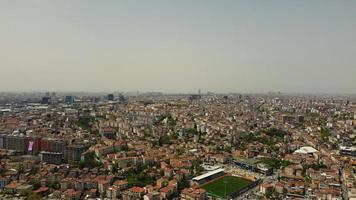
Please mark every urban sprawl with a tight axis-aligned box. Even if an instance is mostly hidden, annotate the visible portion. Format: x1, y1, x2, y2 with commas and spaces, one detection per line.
0, 92, 355, 200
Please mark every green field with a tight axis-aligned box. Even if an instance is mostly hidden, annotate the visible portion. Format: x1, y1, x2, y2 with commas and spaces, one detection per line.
201, 176, 252, 198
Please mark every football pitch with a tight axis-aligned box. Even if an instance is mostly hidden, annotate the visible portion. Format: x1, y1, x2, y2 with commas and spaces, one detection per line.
201, 176, 253, 199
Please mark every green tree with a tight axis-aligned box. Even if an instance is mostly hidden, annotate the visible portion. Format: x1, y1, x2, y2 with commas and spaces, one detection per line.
51, 181, 61, 190
265, 128, 286, 138
178, 176, 190, 190
320, 127, 331, 142
79, 152, 103, 169
30, 179, 41, 190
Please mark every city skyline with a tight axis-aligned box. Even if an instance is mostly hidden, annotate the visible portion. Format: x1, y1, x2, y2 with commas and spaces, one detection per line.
1, 0, 355, 93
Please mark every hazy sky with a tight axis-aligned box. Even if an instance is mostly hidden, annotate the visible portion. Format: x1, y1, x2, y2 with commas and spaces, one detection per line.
0, 0, 355, 93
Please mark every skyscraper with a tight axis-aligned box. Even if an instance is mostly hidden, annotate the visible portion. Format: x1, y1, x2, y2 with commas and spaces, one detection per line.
65, 96, 75, 104
107, 94, 115, 101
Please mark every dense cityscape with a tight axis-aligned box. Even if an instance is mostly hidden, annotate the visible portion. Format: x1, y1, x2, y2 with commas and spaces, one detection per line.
0, 92, 354, 200
1, 1, 355, 199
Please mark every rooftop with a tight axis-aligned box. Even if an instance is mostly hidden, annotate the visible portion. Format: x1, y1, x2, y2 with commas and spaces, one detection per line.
192, 168, 225, 181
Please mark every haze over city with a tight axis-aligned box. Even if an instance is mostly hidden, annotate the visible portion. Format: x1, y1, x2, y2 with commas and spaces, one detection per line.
1, 1, 356, 200
1, 0, 355, 94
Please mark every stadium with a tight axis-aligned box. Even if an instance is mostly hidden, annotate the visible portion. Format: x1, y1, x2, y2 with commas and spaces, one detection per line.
192, 169, 258, 199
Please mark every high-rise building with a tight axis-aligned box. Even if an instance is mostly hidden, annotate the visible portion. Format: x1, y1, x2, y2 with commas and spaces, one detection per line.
2, 135, 41, 154
40, 152, 63, 165
41, 97, 50, 104
100, 127, 117, 139
0, 134, 7, 149
281, 115, 295, 124
189, 95, 201, 101
119, 94, 126, 102
107, 94, 115, 101
297, 115, 304, 124
65, 96, 75, 104
66, 144, 85, 163
6, 135, 26, 152
26, 136, 41, 155
40, 138, 66, 159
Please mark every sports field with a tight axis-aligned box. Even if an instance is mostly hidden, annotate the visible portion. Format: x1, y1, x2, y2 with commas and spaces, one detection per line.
201, 176, 252, 198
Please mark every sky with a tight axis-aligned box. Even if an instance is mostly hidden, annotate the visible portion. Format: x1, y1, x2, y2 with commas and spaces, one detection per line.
0, 0, 355, 94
